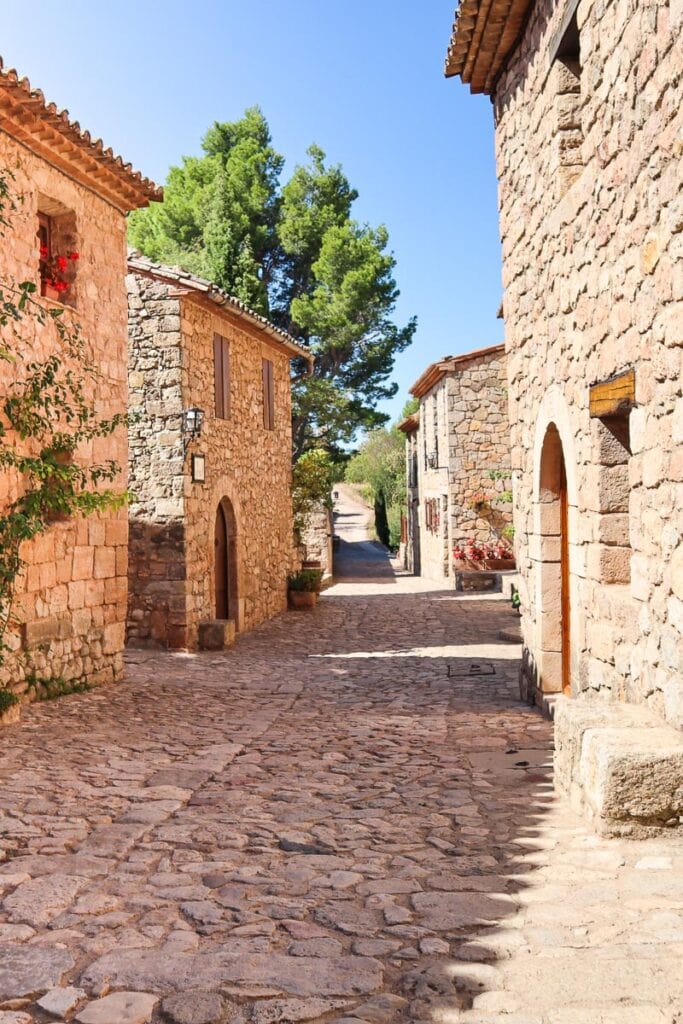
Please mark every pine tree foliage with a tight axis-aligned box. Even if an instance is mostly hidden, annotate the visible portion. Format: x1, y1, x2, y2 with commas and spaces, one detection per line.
129, 113, 415, 456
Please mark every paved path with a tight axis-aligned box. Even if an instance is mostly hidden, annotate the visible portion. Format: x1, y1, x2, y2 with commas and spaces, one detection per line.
0, 506, 681, 1023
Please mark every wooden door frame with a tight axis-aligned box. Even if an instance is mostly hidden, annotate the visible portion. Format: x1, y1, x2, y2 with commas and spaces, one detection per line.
559, 456, 571, 695
214, 498, 239, 627
538, 423, 571, 696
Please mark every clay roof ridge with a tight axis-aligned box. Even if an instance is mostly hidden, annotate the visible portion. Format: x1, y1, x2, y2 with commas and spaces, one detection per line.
409, 342, 505, 397
127, 250, 313, 363
0, 57, 162, 207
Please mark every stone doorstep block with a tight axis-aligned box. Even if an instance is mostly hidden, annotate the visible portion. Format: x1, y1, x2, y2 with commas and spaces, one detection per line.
581, 728, 683, 834
198, 619, 235, 651
456, 571, 501, 593
554, 697, 683, 836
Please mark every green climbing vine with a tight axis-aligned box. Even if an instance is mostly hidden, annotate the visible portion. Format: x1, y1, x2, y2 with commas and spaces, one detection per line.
0, 167, 130, 669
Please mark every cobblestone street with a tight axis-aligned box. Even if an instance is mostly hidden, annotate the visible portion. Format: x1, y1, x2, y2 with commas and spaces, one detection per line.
0, 492, 681, 1023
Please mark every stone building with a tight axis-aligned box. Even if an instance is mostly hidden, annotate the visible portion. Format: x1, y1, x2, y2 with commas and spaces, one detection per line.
126, 254, 313, 650
0, 60, 160, 702
398, 411, 421, 575
446, 0, 683, 832
398, 344, 511, 585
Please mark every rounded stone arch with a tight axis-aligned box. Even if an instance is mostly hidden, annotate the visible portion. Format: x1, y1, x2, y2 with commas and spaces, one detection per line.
531, 388, 580, 697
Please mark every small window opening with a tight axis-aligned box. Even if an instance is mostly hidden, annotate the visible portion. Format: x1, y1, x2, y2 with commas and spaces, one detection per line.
37, 197, 79, 306
262, 358, 275, 430
550, 2, 584, 198
213, 334, 231, 419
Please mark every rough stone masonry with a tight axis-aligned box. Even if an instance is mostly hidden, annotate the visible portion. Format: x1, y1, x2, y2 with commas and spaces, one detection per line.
445, 0, 683, 833
0, 62, 159, 705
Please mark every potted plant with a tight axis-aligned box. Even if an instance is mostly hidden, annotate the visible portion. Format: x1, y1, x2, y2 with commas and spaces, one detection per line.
288, 569, 323, 609
40, 246, 79, 300
484, 538, 516, 570
468, 491, 490, 512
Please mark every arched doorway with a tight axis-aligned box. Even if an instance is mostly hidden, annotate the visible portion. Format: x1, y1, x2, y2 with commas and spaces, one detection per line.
539, 424, 571, 695
214, 499, 238, 625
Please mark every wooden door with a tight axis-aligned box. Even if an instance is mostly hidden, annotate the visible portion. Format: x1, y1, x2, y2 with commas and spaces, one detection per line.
214, 504, 229, 620
560, 458, 571, 694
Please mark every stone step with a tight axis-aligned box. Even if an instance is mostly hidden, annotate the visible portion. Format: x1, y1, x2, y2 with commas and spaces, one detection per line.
554, 697, 683, 837
198, 619, 236, 651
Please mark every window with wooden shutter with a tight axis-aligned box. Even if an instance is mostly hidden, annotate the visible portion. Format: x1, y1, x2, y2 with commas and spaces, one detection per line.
262, 358, 275, 430
213, 334, 231, 419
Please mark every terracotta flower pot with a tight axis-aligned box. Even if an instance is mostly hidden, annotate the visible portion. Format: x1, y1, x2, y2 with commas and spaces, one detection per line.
483, 558, 516, 571
41, 281, 63, 301
453, 558, 483, 571
288, 590, 318, 610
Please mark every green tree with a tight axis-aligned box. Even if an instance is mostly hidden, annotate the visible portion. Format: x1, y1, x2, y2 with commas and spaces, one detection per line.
277, 144, 357, 320
345, 423, 407, 549
129, 107, 283, 314
291, 447, 335, 536
129, 117, 415, 456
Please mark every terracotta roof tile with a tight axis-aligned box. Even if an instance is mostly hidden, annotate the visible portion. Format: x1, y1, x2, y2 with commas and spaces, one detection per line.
397, 413, 420, 434
0, 57, 162, 211
444, 0, 533, 94
410, 342, 505, 398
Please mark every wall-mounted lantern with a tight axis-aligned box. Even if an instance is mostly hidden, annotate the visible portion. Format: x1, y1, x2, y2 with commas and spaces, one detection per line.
182, 407, 204, 457
427, 451, 438, 469
182, 407, 205, 439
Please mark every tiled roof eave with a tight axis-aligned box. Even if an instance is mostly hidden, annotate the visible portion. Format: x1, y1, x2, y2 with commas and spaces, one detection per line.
0, 59, 161, 211
410, 343, 505, 398
444, 0, 533, 94
397, 414, 419, 434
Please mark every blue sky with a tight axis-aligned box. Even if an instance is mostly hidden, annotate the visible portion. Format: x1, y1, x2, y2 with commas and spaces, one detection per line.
1, 1, 502, 426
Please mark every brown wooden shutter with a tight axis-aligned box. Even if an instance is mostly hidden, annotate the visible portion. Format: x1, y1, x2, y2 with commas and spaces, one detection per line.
262, 358, 274, 430
214, 334, 231, 419
214, 333, 223, 418
221, 337, 231, 419
267, 360, 275, 430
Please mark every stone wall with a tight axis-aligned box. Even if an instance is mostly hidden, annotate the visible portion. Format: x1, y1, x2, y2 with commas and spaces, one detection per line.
493, 0, 683, 725
446, 349, 511, 547
302, 505, 334, 577
0, 132, 129, 698
181, 298, 295, 644
126, 275, 186, 647
127, 272, 297, 649
412, 349, 511, 582
403, 430, 420, 574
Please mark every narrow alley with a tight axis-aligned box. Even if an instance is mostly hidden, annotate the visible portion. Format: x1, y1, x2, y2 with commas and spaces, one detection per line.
0, 491, 681, 1023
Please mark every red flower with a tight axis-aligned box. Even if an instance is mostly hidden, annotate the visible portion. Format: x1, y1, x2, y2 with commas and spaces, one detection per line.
68, 251, 79, 261
56, 255, 68, 272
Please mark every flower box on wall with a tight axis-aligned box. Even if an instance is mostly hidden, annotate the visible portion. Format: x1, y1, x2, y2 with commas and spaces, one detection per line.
484, 557, 516, 571
453, 538, 515, 573
454, 556, 516, 572
40, 281, 63, 301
